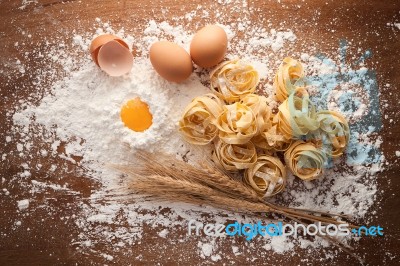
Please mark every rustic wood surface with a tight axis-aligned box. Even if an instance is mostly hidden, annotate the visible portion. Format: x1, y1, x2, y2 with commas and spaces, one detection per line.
1, 0, 400, 265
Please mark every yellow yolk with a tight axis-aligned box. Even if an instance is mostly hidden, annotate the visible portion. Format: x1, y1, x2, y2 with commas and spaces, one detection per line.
120, 98, 153, 132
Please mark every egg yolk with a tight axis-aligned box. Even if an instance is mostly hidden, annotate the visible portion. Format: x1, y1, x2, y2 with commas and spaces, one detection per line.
120, 98, 153, 132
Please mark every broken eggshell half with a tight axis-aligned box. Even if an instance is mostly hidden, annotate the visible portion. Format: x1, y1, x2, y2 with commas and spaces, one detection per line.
90, 34, 133, 77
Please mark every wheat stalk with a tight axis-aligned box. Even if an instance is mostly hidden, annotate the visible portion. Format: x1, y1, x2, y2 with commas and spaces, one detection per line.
126, 174, 270, 213
112, 150, 361, 259
116, 151, 357, 228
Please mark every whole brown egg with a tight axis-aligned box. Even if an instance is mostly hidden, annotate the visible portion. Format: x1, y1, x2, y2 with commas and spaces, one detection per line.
149, 41, 193, 83
190, 25, 228, 68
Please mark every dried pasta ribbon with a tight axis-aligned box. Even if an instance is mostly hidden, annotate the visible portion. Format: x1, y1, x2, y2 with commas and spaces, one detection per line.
216, 102, 258, 144
274, 87, 319, 139
252, 113, 292, 152
250, 135, 276, 154
260, 123, 293, 151
273, 57, 304, 102
244, 155, 287, 197
213, 140, 257, 171
210, 59, 260, 103
317, 110, 350, 158
179, 93, 223, 145
284, 140, 326, 181
240, 94, 272, 134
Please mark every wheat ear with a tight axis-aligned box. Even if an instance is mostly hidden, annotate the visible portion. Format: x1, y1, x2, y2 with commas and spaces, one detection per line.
115, 151, 357, 228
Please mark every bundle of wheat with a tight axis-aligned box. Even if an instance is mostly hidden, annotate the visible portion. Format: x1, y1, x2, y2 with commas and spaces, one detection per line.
113, 150, 362, 261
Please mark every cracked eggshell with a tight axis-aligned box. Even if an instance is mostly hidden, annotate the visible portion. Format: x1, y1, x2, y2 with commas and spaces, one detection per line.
89, 34, 133, 76
97, 40, 134, 77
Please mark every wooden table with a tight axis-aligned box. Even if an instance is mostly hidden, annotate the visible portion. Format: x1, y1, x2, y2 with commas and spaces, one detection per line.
1, 0, 399, 265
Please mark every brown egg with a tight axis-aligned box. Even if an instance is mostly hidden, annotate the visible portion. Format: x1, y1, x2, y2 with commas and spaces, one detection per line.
89, 34, 133, 77
149, 41, 193, 83
190, 25, 228, 68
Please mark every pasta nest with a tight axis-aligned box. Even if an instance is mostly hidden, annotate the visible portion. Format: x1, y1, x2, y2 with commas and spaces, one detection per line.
240, 94, 292, 152
274, 87, 319, 139
240, 94, 272, 134
216, 102, 258, 144
255, 122, 293, 152
210, 59, 260, 103
316, 110, 350, 158
213, 140, 257, 171
179, 93, 223, 145
273, 57, 304, 102
284, 140, 326, 181
244, 155, 287, 198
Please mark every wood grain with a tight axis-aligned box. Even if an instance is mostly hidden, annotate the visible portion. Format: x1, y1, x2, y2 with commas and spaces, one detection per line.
1, 0, 400, 265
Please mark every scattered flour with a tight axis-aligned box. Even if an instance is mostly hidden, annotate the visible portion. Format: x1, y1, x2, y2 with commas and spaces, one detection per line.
387, 22, 400, 30
200, 242, 214, 257
158, 229, 169, 238
19, 0, 38, 10
3, 5, 387, 264
17, 199, 30, 211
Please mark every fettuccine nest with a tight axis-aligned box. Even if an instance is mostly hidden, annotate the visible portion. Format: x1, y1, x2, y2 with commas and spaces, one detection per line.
244, 155, 286, 197
213, 140, 257, 171
274, 87, 319, 139
216, 102, 258, 144
179, 93, 223, 145
273, 57, 305, 102
284, 140, 326, 181
210, 59, 259, 103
